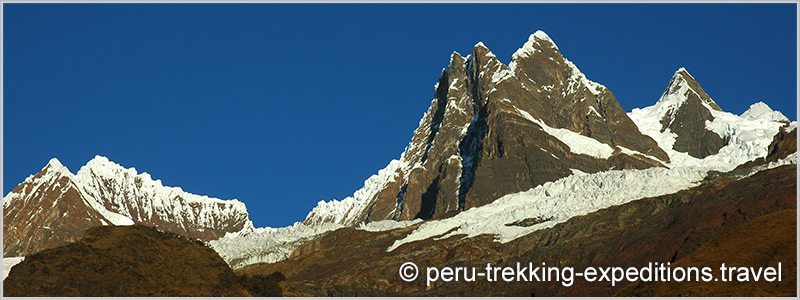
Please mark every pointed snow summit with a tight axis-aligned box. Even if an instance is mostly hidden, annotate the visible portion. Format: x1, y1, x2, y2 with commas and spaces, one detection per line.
662, 68, 722, 111
305, 30, 670, 227
3, 155, 254, 257
628, 68, 728, 159
629, 68, 790, 168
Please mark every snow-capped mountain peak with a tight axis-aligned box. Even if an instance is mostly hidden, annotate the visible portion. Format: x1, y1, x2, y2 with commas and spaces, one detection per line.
4, 155, 254, 257
39, 158, 72, 182
629, 67, 791, 168
303, 30, 670, 230
532, 30, 555, 44
658, 67, 721, 112
741, 101, 788, 122
44, 158, 69, 172
511, 30, 559, 62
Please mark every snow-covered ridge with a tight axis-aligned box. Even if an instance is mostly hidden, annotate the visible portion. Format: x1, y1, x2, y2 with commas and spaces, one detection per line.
304, 159, 403, 226
72, 155, 253, 231
387, 166, 709, 252
4, 155, 253, 231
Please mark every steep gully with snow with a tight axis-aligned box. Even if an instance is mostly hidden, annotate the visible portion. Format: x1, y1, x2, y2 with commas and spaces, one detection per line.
3, 31, 796, 296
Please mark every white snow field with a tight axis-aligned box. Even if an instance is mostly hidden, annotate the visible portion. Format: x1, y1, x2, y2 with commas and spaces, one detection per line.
3, 257, 25, 281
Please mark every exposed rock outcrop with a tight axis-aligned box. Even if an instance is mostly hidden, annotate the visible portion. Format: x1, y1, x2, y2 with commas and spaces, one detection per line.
3, 225, 283, 297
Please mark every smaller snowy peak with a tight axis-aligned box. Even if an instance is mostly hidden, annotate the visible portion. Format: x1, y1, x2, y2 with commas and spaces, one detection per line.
511, 30, 560, 63
73, 155, 253, 233
43, 157, 71, 175
75, 155, 137, 186
46, 157, 65, 169
79, 155, 127, 175
639, 67, 722, 134
741, 101, 788, 122
631, 68, 793, 171
659, 67, 721, 111
3, 158, 73, 208
658, 69, 691, 106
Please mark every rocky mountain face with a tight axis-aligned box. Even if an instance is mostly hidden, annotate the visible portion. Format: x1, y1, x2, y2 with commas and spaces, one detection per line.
3, 156, 253, 257
305, 31, 669, 226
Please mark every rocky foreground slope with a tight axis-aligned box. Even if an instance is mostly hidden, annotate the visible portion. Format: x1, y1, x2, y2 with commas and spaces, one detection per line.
3, 225, 287, 296
616, 209, 796, 296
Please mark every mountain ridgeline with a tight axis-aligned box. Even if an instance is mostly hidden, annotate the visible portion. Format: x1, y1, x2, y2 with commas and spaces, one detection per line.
3, 31, 795, 297
305, 31, 697, 226
3, 156, 254, 257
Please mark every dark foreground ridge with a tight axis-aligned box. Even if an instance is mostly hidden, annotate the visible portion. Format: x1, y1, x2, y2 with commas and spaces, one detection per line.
616, 208, 796, 296
3, 225, 287, 297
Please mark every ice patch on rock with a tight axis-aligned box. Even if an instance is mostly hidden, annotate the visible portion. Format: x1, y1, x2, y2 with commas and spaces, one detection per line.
3, 257, 25, 281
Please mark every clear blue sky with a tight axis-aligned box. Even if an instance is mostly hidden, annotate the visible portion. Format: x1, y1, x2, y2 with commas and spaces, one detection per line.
4, 4, 796, 228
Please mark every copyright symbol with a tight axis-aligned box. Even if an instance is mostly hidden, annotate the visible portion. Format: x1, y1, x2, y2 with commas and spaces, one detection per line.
399, 262, 418, 282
